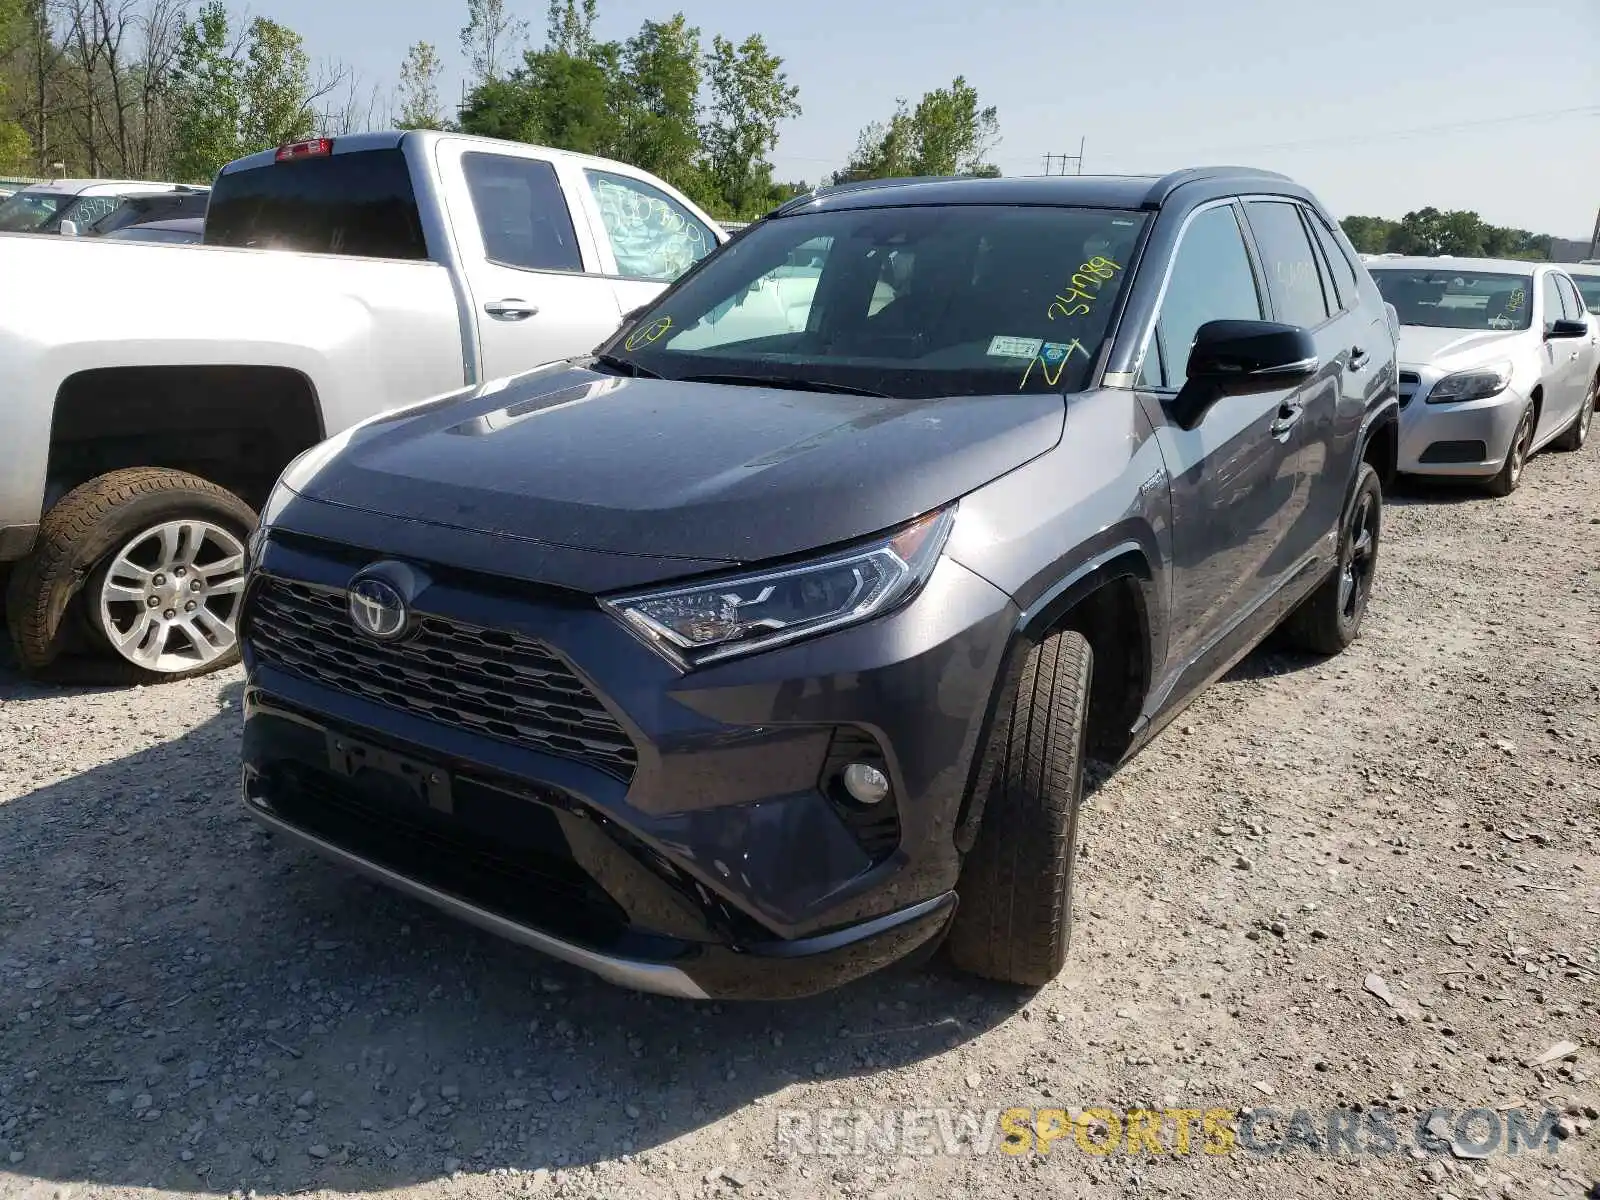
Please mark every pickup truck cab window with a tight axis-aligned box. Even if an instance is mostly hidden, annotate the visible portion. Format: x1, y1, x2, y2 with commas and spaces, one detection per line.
205, 148, 429, 259
461, 153, 583, 273
584, 169, 716, 283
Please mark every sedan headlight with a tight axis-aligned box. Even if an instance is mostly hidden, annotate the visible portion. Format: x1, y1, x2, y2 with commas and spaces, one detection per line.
604, 507, 956, 667
1426, 362, 1512, 403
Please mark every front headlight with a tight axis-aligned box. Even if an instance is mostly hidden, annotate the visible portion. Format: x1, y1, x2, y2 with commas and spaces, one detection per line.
1426, 362, 1512, 403
603, 506, 956, 667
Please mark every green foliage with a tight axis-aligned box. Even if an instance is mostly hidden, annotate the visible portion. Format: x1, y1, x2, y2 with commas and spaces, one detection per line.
614, 15, 703, 195
167, 3, 315, 182
1341, 208, 1553, 261
701, 34, 800, 219
460, 0, 528, 86
397, 41, 445, 130
458, 1, 806, 220
835, 76, 999, 183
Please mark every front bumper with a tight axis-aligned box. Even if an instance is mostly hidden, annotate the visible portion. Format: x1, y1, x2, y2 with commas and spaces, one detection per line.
240, 524, 1015, 1000
1397, 383, 1528, 477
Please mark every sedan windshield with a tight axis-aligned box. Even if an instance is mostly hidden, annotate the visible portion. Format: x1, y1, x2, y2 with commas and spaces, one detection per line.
1370, 268, 1533, 331
599, 204, 1149, 399
0, 189, 65, 232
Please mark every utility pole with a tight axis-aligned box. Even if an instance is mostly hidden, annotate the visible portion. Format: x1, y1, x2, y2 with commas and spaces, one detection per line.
1589, 205, 1600, 260
1040, 139, 1086, 176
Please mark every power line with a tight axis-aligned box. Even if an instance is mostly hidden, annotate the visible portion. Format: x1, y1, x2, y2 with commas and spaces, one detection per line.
995, 105, 1600, 170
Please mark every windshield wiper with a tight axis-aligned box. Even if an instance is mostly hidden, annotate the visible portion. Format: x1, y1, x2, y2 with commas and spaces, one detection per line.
590, 352, 662, 379
675, 372, 891, 398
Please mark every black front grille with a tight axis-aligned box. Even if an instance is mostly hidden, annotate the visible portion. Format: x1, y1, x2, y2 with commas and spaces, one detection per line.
247, 577, 638, 780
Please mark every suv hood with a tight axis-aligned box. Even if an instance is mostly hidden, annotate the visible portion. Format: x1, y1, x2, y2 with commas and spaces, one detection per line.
290, 365, 1064, 565
1397, 325, 1525, 371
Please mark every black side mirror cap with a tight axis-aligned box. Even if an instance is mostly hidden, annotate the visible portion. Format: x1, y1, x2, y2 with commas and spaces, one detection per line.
1167, 319, 1319, 430
1546, 318, 1589, 340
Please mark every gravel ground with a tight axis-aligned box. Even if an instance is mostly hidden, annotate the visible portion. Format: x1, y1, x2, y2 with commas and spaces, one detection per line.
1, 436, 1597, 1200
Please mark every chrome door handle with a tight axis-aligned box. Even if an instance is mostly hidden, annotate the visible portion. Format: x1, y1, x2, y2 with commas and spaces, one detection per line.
1270, 403, 1304, 440
485, 299, 538, 321
1349, 347, 1369, 372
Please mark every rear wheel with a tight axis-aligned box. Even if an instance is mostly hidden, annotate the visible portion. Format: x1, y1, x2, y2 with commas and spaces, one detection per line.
1282, 462, 1382, 655
1485, 405, 1535, 496
945, 629, 1092, 987
6, 468, 255, 682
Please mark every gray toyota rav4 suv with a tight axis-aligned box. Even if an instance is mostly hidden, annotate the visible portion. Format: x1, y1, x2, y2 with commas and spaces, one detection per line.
239, 167, 1400, 1000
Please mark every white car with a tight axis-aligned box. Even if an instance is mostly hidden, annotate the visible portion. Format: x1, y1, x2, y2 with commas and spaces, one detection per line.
0, 131, 726, 679
1368, 257, 1599, 495
0, 178, 188, 235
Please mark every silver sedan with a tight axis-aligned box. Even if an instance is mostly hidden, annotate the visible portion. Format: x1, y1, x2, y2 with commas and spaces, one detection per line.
1369, 257, 1599, 496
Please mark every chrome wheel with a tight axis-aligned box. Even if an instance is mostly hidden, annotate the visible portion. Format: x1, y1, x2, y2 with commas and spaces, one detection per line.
1338, 488, 1378, 622
97, 519, 247, 673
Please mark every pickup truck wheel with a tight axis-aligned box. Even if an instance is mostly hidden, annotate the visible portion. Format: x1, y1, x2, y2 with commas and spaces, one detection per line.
1281, 462, 1382, 656
945, 629, 1092, 988
5, 468, 256, 682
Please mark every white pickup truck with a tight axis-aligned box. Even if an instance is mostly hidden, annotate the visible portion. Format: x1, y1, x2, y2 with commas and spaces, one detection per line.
0, 130, 726, 680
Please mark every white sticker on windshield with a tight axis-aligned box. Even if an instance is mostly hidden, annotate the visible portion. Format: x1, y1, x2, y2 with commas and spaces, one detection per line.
988, 335, 1044, 358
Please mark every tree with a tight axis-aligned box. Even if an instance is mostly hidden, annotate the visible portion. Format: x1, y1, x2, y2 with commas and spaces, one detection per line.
700, 33, 800, 219
835, 76, 999, 183
613, 14, 701, 194
239, 16, 315, 150
1341, 209, 1555, 262
168, 1, 242, 181
396, 39, 443, 130
168, 3, 321, 182
459, 0, 526, 86
544, 0, 595, 55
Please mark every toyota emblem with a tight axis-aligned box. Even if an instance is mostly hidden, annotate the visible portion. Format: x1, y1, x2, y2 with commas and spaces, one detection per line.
348, 576, 410, 641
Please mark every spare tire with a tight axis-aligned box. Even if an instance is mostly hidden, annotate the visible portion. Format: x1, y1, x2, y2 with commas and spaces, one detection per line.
6, 468, 257, 682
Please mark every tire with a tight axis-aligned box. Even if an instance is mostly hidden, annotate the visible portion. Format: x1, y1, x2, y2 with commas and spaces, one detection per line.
1282, 462, 1382, 656
5, 468, 256, 682
1485, 404, 1535, 497
1552, 383, 1593, 452
945, 629, 1092, 987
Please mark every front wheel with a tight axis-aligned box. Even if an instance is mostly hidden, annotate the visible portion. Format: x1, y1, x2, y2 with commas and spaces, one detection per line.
1485, 404, 1535, 496
945, 629, 1092, 987
6, 468, 256, 681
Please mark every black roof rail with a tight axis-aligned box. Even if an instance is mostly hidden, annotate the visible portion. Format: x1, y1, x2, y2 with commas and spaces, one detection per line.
1142, 165, 1297, 207
771, 174, 976, 217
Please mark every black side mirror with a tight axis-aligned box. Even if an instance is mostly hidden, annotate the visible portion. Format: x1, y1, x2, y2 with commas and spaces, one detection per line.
1545, 318, 1588, 340
1167, 319, 1319, 430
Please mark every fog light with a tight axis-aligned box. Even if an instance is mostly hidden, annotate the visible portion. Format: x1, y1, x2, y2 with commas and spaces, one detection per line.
841, 762, 890, 806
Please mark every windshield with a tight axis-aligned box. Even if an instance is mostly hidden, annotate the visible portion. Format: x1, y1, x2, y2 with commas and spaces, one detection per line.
0, 189, 66, 232
1571, 273, 1600, 313
599, 204, 1149, 399
1370, 268, 1533, 331
107, 224, 201, 244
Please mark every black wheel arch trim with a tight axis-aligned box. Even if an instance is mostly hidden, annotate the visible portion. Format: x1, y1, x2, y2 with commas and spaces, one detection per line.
953, 539, 1157, 854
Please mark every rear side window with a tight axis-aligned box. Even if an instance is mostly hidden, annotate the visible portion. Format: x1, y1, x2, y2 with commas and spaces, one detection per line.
204, 149, 429, 260
1306, 210, 1361, 311
461, 153, 583, 273
1245, 200, 1332, 328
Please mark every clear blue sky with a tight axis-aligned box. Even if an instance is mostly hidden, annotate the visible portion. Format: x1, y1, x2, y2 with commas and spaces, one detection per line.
276, 0, 1598, 237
